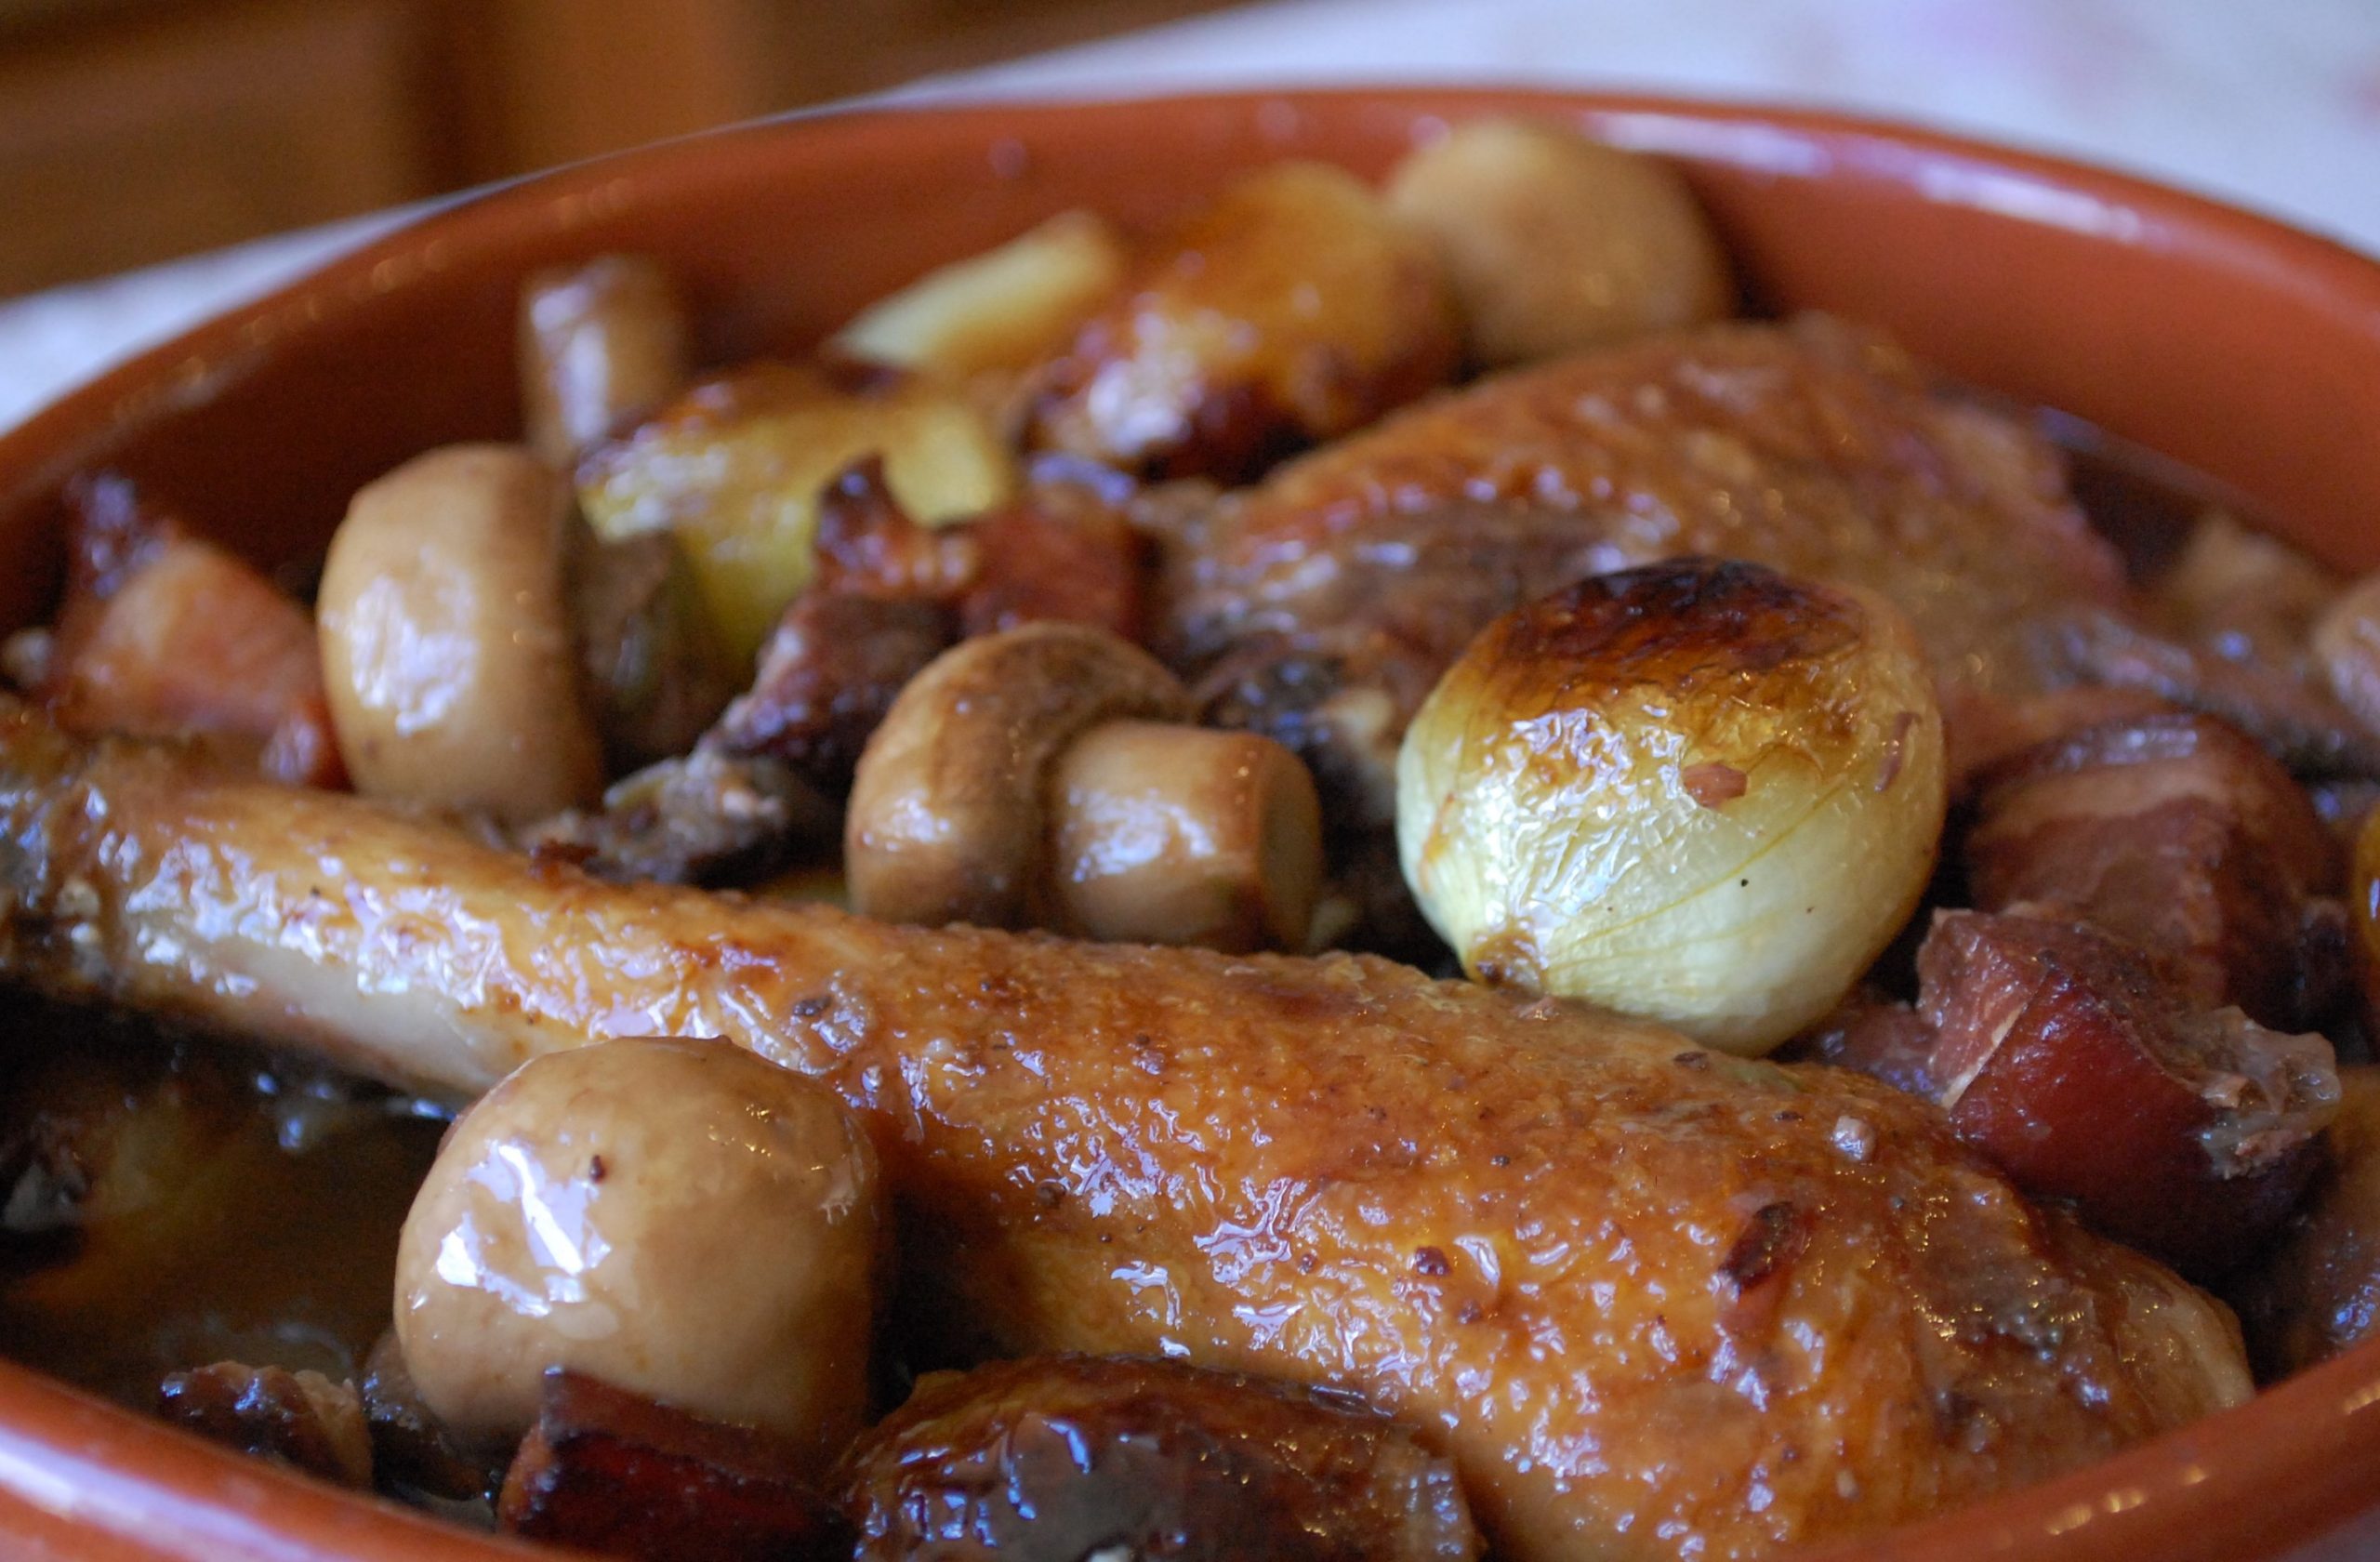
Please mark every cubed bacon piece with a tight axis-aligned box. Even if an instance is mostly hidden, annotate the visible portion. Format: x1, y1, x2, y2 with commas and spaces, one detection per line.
957, 481, 1147, 642
157, 1362, 372, 1489
812, 457, 979, 602
1964, 714, 2342, 1028
835, 1355, 1481, 1561
37, 475, 342, 788
1919, 908, 2339, 1277
358, 1331, 495, 1501
497, 1370, 841, 1562
707, 592, 954, 795
813, 455, 1148, 642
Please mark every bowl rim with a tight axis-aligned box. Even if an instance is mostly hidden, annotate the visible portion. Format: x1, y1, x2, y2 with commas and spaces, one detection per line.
3, 83, 2379, 1562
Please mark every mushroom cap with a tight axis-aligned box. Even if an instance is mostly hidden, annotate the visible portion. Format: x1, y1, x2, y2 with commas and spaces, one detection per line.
392, 1036, 881, 1461
844, 622, 1187, 928
1385, 118, 1736, 366
317, 444, 604, 823
518, 254, 692, 468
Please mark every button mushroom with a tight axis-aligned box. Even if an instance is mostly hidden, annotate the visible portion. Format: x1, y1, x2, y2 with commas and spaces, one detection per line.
392, 1037, 882, 1467
1385, 118, 1736, 366
519, 255, 693, 468
845, 622, 1324, 952
317, 444, 606, 823
1397, 558, 1947, 1055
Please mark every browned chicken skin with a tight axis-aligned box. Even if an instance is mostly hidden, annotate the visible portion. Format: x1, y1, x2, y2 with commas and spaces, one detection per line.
0, 709, 2251, 1561
1170, 316, 2366, 822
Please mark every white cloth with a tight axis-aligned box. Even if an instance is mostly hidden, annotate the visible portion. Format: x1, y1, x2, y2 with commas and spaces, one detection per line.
4, 0, 2376, 434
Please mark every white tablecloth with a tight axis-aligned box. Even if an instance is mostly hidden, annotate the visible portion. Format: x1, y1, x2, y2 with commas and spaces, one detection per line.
4, 0, 2376, 434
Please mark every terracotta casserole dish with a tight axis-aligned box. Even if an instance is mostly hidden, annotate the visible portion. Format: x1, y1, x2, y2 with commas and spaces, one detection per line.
0, 86, 2378, 1562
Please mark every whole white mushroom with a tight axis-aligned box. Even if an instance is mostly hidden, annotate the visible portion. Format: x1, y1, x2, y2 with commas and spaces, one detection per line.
393, 1037, 881, 1464
1385, 117, 1736, 366
317, 443, 604, 824
1397, 558, 1946, 1055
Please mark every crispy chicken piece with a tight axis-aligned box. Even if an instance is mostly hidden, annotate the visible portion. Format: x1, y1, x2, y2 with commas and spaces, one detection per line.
1168, 317, 2369, 824
156, 1362, 372, 1489
0, 709, 2250, 1562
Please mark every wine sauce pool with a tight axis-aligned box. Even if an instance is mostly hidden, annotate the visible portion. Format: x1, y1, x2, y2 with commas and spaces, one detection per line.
0, 999, 445, 1410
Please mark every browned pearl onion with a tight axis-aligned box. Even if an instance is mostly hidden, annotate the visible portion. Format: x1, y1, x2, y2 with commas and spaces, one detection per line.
1398, 558, 1946, 1056
845, 624, 1324, 951
1023, 161, 1460, 482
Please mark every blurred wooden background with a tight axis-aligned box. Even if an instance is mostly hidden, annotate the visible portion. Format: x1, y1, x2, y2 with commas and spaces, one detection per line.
0, 0, 1237, 298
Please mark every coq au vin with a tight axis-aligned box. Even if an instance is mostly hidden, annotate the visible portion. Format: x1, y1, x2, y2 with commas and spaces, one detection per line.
7, 116, 2380, 1562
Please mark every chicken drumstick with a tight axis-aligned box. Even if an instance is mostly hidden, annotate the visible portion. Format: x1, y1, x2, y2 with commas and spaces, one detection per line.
0, 708, 2248, 1561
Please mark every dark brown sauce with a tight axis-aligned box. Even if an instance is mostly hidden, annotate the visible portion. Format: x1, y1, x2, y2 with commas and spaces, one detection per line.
0, 999, 443, 1409
2031, 402, 2287, 585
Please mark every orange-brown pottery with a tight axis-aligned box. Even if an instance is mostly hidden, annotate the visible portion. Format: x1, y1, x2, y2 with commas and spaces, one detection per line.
0, 87, 2377, 1562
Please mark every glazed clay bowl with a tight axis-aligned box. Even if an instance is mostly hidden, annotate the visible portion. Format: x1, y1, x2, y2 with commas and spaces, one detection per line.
1, 87, 2379, 1562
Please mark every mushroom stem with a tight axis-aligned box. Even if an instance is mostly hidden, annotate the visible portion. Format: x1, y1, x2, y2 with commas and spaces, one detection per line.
519, 256, 692, 468
1050, 721, 1323, 953
843, 623, 1185, 930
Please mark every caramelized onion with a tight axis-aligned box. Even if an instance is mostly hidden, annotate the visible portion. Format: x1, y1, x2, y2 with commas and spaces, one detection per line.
1397, 559, 1946, 1054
